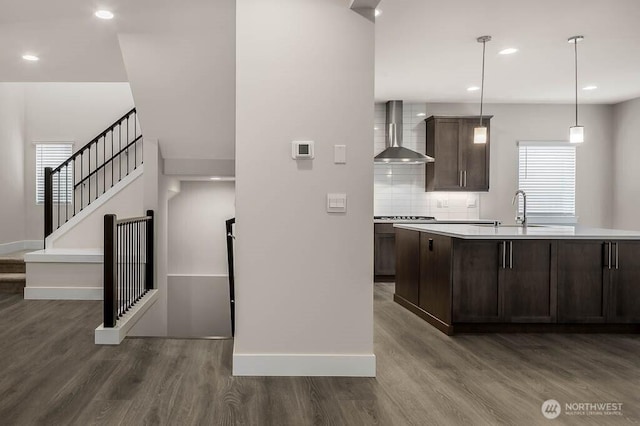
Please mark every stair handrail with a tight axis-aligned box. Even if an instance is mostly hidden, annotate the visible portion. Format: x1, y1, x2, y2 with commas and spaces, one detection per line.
51, 108, 137, 175
44, 107, 143, 240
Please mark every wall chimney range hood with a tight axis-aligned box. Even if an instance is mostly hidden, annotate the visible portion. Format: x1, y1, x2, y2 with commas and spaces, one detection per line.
374, 100, 434, 164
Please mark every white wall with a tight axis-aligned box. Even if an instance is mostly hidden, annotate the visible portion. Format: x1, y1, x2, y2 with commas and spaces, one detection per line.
168, 181, 235, 274
23, 83, 135, 240
117, 0, 235, 165
234, 0, 375, 376
48, 172, 144, 248
0, 84, 26, 245
613, 97, 640, 230
166, 180, 235, 337
413, 103, 615, 227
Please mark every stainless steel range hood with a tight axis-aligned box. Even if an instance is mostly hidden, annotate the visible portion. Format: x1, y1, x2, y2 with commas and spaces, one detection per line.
374, 100, 434, 164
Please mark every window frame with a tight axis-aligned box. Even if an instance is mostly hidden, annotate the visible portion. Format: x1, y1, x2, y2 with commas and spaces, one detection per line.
34, 141, 74, 205
516, 140, 578, 225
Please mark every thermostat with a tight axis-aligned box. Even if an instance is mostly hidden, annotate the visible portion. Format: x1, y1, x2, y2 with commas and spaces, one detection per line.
292, 141, 314, 159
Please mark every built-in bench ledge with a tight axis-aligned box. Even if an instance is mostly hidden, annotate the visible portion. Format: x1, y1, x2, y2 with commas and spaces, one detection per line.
25, 248, 103, 263
24, 248, 103, 300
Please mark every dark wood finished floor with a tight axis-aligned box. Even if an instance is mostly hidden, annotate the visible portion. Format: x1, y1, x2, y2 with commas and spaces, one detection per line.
0, 284, 638, 425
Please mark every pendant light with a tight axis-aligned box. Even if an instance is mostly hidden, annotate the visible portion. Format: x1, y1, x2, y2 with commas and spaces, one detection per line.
568, 35, 584, 144
474, 36, 492, 144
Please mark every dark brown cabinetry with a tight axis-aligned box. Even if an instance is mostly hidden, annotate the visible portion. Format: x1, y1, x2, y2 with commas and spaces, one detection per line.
425, 116, 491, 192
558, 240, 640, 324
557, 241, 608, 323
419, 234, 452, 325
394, 228, 420, 306
609, 241, 640, 323
452, 240, 556, 323
374, 224, 396, 281
394, 229, 640, 334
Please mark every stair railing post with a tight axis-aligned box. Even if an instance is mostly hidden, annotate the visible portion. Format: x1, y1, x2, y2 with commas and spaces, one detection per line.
104, 214, 118, 328
145, 210, 154, 291
44, 167, 53, 240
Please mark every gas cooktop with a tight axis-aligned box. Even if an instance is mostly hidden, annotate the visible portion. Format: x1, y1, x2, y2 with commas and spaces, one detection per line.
374, 216, 436, 221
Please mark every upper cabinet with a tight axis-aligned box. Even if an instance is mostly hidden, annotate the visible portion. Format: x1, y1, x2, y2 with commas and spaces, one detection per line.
425, 116, 491, 192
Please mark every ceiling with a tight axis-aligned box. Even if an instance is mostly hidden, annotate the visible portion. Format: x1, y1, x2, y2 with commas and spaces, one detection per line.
375, 0, 640, 104
2, 0, 639, 104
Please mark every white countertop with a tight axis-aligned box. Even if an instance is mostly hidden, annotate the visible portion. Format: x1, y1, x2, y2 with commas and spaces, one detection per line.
394, 223, 640, 240
374, 219, 499, 225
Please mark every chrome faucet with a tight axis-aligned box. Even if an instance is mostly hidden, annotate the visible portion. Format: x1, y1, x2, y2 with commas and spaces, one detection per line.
512, 190, 527, 226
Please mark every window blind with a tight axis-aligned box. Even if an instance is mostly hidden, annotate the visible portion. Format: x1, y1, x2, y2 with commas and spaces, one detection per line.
35, 143, 73, 204
517, 142, 576, 217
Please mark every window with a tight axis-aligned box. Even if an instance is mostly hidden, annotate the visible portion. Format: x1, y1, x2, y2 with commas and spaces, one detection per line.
35, 143, 73, 204
517, 141, 576, 222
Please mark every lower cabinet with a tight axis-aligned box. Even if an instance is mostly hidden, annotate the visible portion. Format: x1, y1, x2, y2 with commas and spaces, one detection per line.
419, 234, 452, 324
609, 241, 640, 323
394, 230, 640, 332
374, 224, 396, 279
451, 239, 556, 323
557, 240, 640, 323
394, 228, 420, 306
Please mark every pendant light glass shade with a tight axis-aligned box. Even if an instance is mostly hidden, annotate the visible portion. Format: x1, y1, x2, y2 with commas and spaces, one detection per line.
474, 126, 487, 144
475, 35, 491, 144
568, 36, 584, 144
570, 126, 584, 144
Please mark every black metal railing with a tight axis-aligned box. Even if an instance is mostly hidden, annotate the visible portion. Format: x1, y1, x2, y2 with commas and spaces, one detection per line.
44, 108, 142, 239
103, 210, 154, 328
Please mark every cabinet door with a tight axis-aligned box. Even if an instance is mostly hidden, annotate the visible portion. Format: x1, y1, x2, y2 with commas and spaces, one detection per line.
452, 240, 501, 322
419, 234, 452, 324
557, 241, 608, 323
374, 233, 396, 277
426, 118, 461, 191
459, 119, 490, 191
609, 241, 640, 323
503, 240, 557, 323
395, 229, 420, 306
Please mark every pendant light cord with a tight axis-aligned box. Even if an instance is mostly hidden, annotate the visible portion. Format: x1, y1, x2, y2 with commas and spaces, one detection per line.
480, 40, 486, 127
574, 39, 578, 126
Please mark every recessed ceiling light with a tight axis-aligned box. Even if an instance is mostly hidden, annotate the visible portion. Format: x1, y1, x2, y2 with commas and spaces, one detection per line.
467, 86, 480, 92
375, 9, 381, 17
22, 54, 39, 61
499, 48, 519, 55
210, 177, 222, 180
582, 85, 598, 91
95, 10, 114, 20
416, 113, 426, 117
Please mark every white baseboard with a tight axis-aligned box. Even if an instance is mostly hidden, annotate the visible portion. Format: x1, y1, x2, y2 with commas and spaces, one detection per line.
95, 290, 159, 345
0, 240, 44, 255
24, 286, 102, 300
232, 352, 376, 377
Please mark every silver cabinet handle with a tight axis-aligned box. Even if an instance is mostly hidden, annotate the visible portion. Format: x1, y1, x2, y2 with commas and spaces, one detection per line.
501, 241, 507, 269
463, 170, 467, 188
615, 242, 619, 270
509, 241, 513, 269
459, 170, 464, 187
606, 242, 612, 269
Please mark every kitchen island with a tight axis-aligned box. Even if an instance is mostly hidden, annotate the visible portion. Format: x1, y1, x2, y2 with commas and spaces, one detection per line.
393, 223, 640, 335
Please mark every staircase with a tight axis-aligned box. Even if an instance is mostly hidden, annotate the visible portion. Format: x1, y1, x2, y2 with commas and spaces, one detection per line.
0, 252, 27, 295
24, 108, 145, 301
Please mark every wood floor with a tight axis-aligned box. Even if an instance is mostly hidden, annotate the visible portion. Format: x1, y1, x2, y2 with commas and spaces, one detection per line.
0, 283, 638, 425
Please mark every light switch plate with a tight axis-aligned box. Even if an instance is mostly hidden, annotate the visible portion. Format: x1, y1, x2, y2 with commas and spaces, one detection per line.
327, 193, 347, 213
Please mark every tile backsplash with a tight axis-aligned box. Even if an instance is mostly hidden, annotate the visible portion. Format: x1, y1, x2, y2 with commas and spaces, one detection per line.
374, 102, 481, 220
